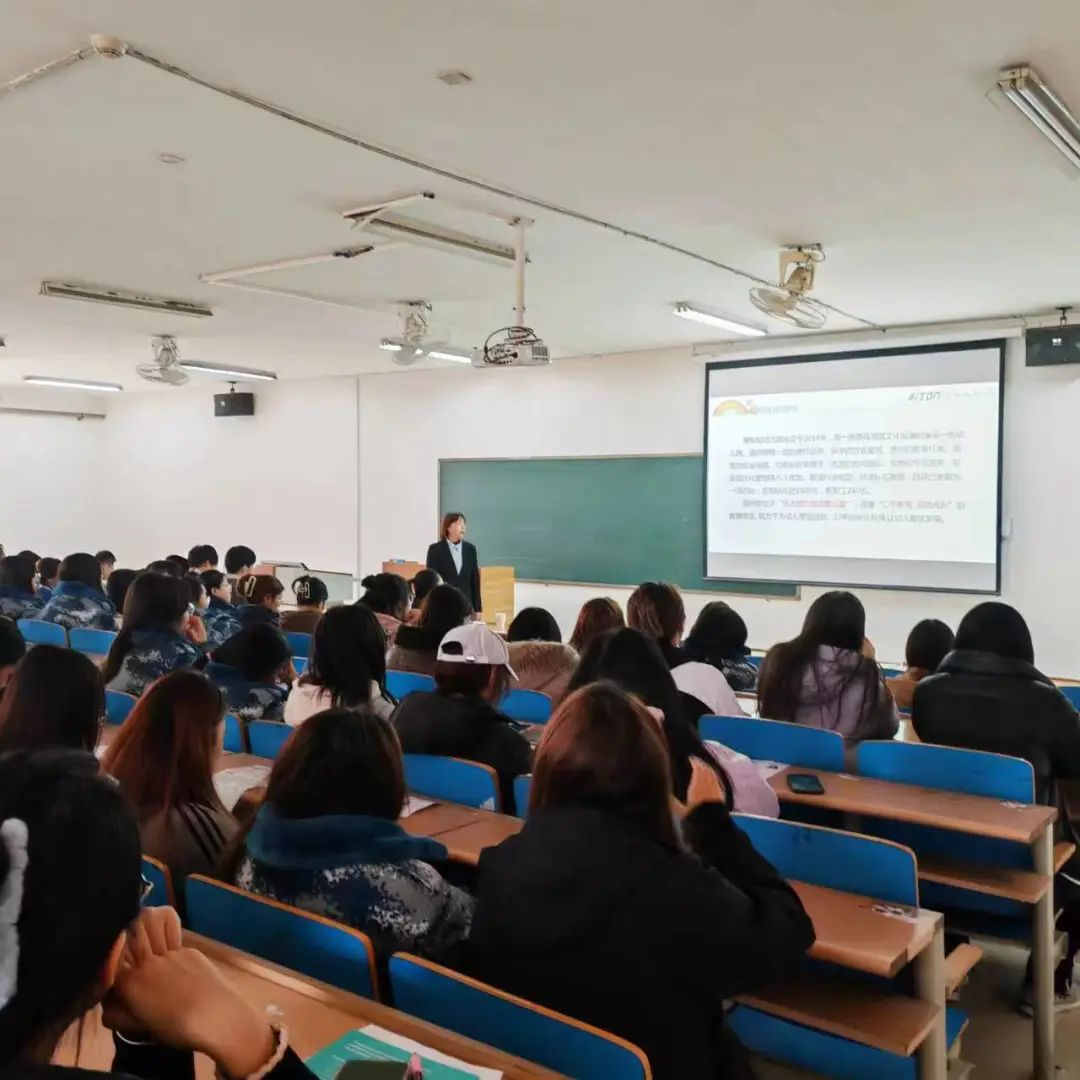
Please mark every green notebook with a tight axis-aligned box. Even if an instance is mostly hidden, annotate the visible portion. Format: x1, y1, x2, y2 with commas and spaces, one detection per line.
306, 1029, 481, 1080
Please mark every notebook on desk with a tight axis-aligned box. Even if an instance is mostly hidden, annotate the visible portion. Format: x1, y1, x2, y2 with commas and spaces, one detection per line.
307, 1025, 502, 1080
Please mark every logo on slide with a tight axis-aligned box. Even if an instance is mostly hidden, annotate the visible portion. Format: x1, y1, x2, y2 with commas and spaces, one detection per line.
712, 399, 754, 417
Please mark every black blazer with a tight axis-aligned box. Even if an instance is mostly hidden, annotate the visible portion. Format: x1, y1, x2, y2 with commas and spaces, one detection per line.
426, 539, 482, 613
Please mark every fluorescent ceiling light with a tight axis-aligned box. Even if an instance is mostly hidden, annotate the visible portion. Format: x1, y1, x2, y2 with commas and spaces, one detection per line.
39, 281, 213, 318
379, 340, 404, 352
23, 375, 123, 393
673, 303, 766, 337
999, 66, 1080, 171
427, 349, 473, 364
178, 361, 277, 382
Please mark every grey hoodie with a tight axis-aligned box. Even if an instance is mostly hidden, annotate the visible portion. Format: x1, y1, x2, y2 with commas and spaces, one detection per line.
793, 645, 898, 741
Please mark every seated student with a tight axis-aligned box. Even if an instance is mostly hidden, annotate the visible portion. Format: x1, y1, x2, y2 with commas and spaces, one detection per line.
388, 584, 472, 676
465, 682, 814, 1079
96, 549, 116, 583
14, 548, 40, 564
285, 604, 394, 726
106, 567, 138, 620
683, 601, 759, 693
628, 581, 744, 718
147, 558, 184, 578
569, 627, 777, 816
0, 750, 308, 1080
103, 573, 202, 699
281, 575, 328, 635
0, 616, 26, 697
35, 552, 118, 631
506, 607, 578, 702
0, 644, 103, 753
758, 591, 898, 741
205, 623, 292, 722
407, 568, 441, 625
35, 555, 61, 602
166, 554, 191, 576
225, 544, 257, 595
568, 596, 625, 653
225, 709, 472, 966
392, 623, 531, 812
236, 573, 286, 629
358, 572, 410, 646
0, 553, 45, 620
188, 543, 219, 573
914, 602, 1080, 1008
201, 569, 242, 647
887, 618, 954, 711
103, 670, 237, 896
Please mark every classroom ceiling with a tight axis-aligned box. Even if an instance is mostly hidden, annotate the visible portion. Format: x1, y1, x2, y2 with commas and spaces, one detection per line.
1, 0, 1079, 389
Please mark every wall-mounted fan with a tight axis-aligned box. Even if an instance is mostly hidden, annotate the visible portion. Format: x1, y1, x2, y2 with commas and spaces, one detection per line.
136, 336, 191, 385
749, 246, 828, 330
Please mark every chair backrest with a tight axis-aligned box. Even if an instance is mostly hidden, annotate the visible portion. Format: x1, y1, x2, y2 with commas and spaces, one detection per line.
879, 665, 904, 680
293, 656, 308, 676
104, 689, 137, 726
1059, 684, 1080, 710
699, 714, 845, 772
733, 814, 918, 905
17, 619, 67, 647
500, 688, 553, 725
284, 631, 313, 659
857, 740, 1036, 802
402, 754, 501, 811
141, 855, 175, 908
746, 654, 764, 669
186, 875, 378, 999
223, 713, 246, 753
386, 670, 436, 699
513, 775, 532, 818
389, 954, 651, 1080
247, 720, 294, 759
69, 627, 117, 660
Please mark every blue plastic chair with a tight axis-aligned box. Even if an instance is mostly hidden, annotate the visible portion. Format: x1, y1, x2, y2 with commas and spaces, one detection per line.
284, 631, 313, 659
186, 875, 378, 999
389, 954, 650, 1080
293, 656, 308, 676
500, 688, 553, 725
69, 627, 117, 661
223, 713, 246, 753
247, 720, 293, 759
141, 855, 175, 908
879, 665, 905, 680
513, 775, 532, 818
105, 690, 137, 726
386, 670, 435, 699
699, 714, 845, 772
17, 619, 67, 647
1059, 684, 1080, 710
403, 754, 501, 810
746, 654, 764, 669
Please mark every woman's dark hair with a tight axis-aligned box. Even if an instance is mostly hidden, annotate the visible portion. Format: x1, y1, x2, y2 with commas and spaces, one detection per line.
184, 573, 207, 608
188, 544, 219, 568
433, 660, 510, 702
757, 590, 879, 725
955, 602, 1034, 664
201, 569, 227, 593
102, 573, 190, 685
212, 624, 290, 682
106, 569, 138, 612
0, 646, 104, 754
532, 682, 679, 848
220, 710, 405, 879
146, 559, 183, 579
15, 550, 39, 564
307, 605, 390, 707
236, 574, 285, 606
165, 554, 190, 575
359, 573, 409, 620
420, 585, 472, 641
102, 671, 227, 816
627, 582, 686, 644
0, 751, 142, 1059
507, 607, 562, 644
95, 550, 116, 567
0, 555, 35, 594
37, 557, 60, 584
410, 569, 441, 609
292, 575, 329, 607
440, 512, 466, 540
569, 597, 624, 653
683, 601, 750, 665
59, 552, 105, 592
567, 627, 719, 802
225, 545, 257, 574
0, 617, 26, 670
905, 619, 955, 672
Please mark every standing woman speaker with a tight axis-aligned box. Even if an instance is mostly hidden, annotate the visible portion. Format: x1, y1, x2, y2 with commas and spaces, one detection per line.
426, 512, 482, 618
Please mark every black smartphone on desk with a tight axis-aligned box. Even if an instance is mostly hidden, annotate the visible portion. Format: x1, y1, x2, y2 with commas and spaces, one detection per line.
786, 772, 826, 795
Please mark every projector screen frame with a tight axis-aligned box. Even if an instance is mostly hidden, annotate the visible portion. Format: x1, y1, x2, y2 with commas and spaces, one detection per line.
702, 338, 1006, 595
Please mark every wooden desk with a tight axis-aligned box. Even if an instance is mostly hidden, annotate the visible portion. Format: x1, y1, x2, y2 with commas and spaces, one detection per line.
58, 933, 564, 1079
399, 801, 485, 839
403, 804, 523, 865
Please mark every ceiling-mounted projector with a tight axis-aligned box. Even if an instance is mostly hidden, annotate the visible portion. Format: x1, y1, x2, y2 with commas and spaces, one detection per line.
472, 326, 550, 368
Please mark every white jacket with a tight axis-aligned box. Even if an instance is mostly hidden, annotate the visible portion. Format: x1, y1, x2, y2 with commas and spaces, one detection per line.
284, 681, 394, 727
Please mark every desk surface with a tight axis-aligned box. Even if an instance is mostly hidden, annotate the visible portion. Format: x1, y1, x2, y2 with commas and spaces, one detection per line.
770, 766, 1056, 843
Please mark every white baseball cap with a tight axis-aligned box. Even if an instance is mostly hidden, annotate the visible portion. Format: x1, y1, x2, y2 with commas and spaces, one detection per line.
438, 623, 518, 680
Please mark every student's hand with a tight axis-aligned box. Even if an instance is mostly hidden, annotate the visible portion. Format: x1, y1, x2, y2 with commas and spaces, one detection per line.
861, 636, 877, 660
185, 615, 208, 646
126, 906, 183, 964
106, 946, 277, 1079
675, 758, 727, 818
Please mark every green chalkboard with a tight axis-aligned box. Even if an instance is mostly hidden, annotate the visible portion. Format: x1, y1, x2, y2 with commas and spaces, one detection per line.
439, 456, 798, 598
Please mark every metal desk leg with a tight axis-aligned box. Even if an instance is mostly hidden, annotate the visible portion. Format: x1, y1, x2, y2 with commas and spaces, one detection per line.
1033, 824, 1055, 1079
915, 919, 947, 1080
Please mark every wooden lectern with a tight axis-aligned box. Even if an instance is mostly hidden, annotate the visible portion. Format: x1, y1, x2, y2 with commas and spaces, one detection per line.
382, 560, 515, 628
